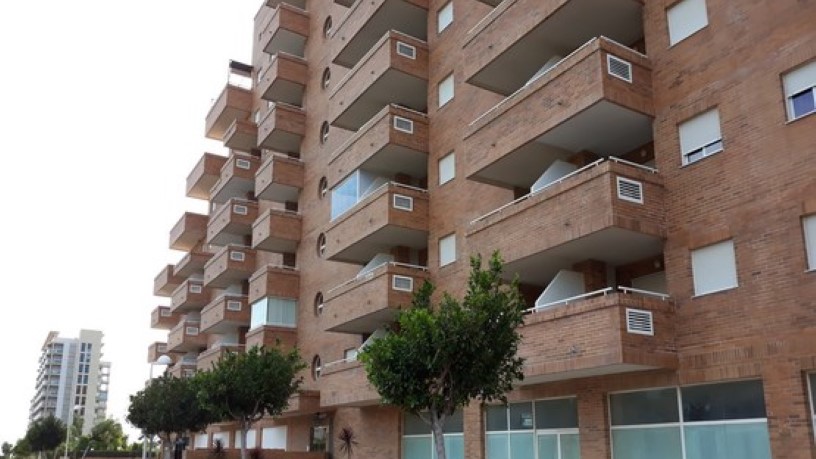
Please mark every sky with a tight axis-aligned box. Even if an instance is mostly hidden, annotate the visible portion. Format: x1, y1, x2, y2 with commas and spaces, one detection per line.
0, 0, 259, 444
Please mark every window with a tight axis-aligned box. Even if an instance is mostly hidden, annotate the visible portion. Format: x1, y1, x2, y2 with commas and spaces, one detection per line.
437, 1, 454, 34
250, 297, 297, 329
486, 399, 579, 459
254, 110, 261, 125
667, 0, 709, 46
610, 382, 771, 459
311, 355, 322, 380
438, 74, 454, 108
783, 60, 816, 121
396, 42, 417, 59
393, 116, 414, 133
439, 233, 456, 267
330, 170, 389, 220
261, 427, 287, 450
678, 108, 723, 165
322, 68, 331, 89
804, 214, 816, 270
808, 373, 816, 442
691, 239, 738, 295
439, 152, 455, 185
323, 16, 333, 38
320, 121, 330, 144
314, 292, 324, 316
318, 176, 328, 199
317, 233, 326, 257
403, 411, 464, 459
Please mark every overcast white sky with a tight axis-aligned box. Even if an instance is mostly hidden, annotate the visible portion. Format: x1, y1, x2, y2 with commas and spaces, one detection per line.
0, 1, 259, 444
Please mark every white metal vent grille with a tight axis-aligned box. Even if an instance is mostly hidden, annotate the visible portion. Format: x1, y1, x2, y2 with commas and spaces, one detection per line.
393, 194, 414, 211
607, 55, 633, 83
160, 309, 172, 317
157, 344, 167, 352
233, 204, 248, 215
227, 300, 242, 311
393, 116, 414, 134
236, 158, 252, 170
396, 42, 416, 59
186, 327, 200, 336
230, 251, 246, 262
183, 369, 196, 378
392, 275, 414, 292
617, 177, 644, 204
626, 308, 654, 336
189, 284, 203, 294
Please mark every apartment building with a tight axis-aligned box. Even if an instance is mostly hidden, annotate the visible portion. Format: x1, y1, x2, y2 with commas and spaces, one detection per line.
149, 0, 816, 458
30, 330, 111, 435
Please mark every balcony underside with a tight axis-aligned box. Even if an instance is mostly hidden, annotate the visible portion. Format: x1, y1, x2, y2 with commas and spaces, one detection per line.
328, 306, 396, 335
337, 144, 427, 186
332, 71, 427, 131
258, 129, 303, 154
471, 101, 652, 189
211, 177, 255, 204
329, 226, 427, 265
523, 363, 657, 385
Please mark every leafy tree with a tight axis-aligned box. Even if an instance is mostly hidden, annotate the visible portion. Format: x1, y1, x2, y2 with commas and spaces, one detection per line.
12, 438, 31, 459
2, 442, 13, 459
26, 415, 66, 457
195, 345, 305, 459
127, 375, 214, 459
360, 253, 525, 459
88, 419, 127, 451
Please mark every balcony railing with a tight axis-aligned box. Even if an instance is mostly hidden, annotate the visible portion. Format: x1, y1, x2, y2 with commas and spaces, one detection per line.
261, 3, 309, 57
154, 264, 183, 297
196, 344, 245, 371
151, 306, 179, 330
210, 154, 262, 204
257, 102, 306, 155
319, 360, 379, 407
251, 209, 302, 253
168, 320, 207, 353
203, 245, 257, 289
205, 85, 253, 141
255, 153, 304, 203
147, 342, 171, 364
258, 52, 308, 106
245, 325, 298, 350
187, 153, 228, 200
248, 264, 300, 304
200, 294, 250, 334
169, 213, 209, 251
223, 119, 258, 152
207, 199, 259, 246
170, 279, 211, 313
174, 251, 213, 279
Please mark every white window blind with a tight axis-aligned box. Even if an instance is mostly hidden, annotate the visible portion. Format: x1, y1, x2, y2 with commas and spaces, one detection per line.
439, 234, 456, 266
437, 2, 453, 33
261, 426, 287, 450
439, 152, 455, 185
667, 0, 709, 46
438, 74, 454, 107
691, 239, 738, 295
804, 215, 816, 270
234, 430, 257, 449
679, 108, 722, 164
212, 432, 230, 448
783, 61, 816, 120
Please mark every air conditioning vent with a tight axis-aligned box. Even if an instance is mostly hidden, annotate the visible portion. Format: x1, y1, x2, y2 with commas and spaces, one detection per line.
607, 55, 633, 83
396, 41, 416, 59
157, 344, 167, 352
160, 309, 172, 317
393, 116, 414, 134
626, 308, 654, 336
186, 327, 199, 336
236, 158, 252, 170
230, 251, 246, 262
189, 284, 203, 294
226, 300, 242, 311
393, 194, 414, 211
392, 275, 414, 292
233, 204, 248, 215
617, 177, 644, 204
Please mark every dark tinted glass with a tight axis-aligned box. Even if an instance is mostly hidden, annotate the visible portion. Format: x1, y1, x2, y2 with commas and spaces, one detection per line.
509, 402, 534, 430
404, 413, 430, 435
486, 405, 508, 431
610, 388, 679, 426
681, 380, 766, 421
443, 410, 463, 433
535, 398, 578, 429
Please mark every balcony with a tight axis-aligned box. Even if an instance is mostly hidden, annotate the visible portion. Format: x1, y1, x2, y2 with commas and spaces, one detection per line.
203, 246, 257, 289
331, 0, 428, 68
320, 360, 379, 407
200, 294, 251, 334
211, 154, 262, 204
224, 119, 258, 152
266, 0, 306, 8
154, 265, 183, 297
255, 154, 304, 202
333, 0, 354, 7
174, 251, 213, 279
245, 325, 297, 350
257, 103, 305, 155
147, 342, 171, 364
151, 306, 180, 330
252, 209, 301, 253
168, 320, 207, 353
464, 0, 643, 96
281, 390, 321, 417
324, 263, 428, 334
330, 32, 428, 131
325, 183, 428, 264
197, 344, 244, 371
171, 279, 211, 313
519, 289, 676, 384
258, 52, 308, 106
187, 153, 228, 200
261, 4, 309, 57
205, 85, 253, 141
465, 38, 653, 189
329, 104, 428, 187
169, 213, 209, 251
167, 361, 198, 379
467, 159, 665, 286
207, 199, 259, 246
248, 265, 300, 304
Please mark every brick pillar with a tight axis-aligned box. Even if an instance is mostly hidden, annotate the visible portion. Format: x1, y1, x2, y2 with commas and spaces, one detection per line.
390, 246, 411, 264
572, 260, 608, 291
282, 252, 296, 268
284, 200, 298, 212
567, 151, 601, 167
762, 360, 813, 459
463, 403, 485, 459
578, 387, 610, 459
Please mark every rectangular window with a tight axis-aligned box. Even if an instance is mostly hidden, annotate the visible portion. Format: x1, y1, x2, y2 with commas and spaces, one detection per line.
783, 61, 816, 121
189, 283, 203, 294
403, 411, 464, 459
396, 42, 417, 59
236, 158, 252, 170
439, 152, 455, 185
344, 348, 359, 361
437, 1, 454, 34
250, 297, 297, 329
393, 194, 414, 211
438, 74, 455, 108
393, 116, 415, 133
330, 170, 390, 220
679, 108, 723, 165
808, 373, 816, 442
226, 300, 243, 312
486, 399, 579, 459
691, 239, 738, 295
233, 204, 249, 215
230, 251, 246, 262
392, 275, 414, 292
667, 0, 709, 46
439, 233, 456, 267
804, 214, 816, 270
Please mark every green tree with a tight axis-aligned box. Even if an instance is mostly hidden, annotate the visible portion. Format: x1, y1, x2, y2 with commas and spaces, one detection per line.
12, 438, 31, 459
360, 253, 525, 459
89, 419, 127, 451
195, 345, 305, 459
2, 442, 13, 459
26, 415, 66, 458
127, 375, 214, 459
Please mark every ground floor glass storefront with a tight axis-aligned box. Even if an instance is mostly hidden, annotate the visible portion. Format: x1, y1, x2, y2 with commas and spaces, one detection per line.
403, 411, 464, 459
486, 398, 580, 459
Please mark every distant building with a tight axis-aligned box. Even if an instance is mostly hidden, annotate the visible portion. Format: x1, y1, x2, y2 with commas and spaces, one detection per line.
29, 329, 111, 435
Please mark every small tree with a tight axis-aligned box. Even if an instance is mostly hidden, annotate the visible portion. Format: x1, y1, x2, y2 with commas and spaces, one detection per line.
360, 253, 525, 459
2, 442, 13, 459
26, 416, 66, 459
195, 345, 305, 459
89, 419, 127, 451
127, 375, 214, 459
12, 438, 32, 459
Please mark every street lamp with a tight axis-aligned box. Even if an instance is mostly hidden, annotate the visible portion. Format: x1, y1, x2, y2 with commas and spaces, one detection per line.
63, 405, 81, 459
142, 355, 172, 459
